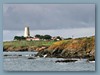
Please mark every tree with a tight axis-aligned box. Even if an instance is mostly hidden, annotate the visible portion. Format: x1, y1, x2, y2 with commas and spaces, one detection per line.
39, 35, 44, 39
14, 36, 26, 40
35, 34, 44, 39
43, 35, 51, 40
35, 34, 41, 38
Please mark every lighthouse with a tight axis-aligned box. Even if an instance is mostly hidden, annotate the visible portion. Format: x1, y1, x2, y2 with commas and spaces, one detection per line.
24, 26, 30, 37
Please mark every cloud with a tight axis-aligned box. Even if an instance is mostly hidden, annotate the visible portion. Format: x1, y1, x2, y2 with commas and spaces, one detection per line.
3, 4, 95, 30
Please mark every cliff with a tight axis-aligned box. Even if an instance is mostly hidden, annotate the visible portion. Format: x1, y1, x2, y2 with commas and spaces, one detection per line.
36, 36, 95, 60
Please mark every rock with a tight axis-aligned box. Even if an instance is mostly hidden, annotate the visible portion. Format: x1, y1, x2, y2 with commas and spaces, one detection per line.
28, 57, 36, 59
35, 50, 51, 57
55, 59, 77, 63
88, 56, 95, 61
51, 48, 63, 57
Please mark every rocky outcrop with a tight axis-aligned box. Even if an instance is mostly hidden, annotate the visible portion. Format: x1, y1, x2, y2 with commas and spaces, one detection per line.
55, 59, 77, 63
35, 36, 95, 60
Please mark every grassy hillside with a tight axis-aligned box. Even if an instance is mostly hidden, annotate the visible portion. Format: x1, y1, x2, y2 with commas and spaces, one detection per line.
4, 36, 95, 60
36, 36, 95, 60
48, 36, 95, 52
3, 40, 55, 51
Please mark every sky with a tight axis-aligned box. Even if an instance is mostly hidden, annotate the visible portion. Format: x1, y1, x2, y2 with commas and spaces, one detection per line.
3, 4, 95, 41
3, 28, 95, 41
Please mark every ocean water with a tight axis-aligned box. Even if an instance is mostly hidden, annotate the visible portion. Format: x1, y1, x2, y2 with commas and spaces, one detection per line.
3, 52, 95, 71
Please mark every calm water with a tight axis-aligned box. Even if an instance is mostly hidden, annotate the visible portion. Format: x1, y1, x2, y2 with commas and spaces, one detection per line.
3, 52, 95, 71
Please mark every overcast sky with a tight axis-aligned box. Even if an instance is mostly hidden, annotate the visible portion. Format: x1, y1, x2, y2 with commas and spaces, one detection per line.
3, 4, 95, 41
3, 4, 95, 30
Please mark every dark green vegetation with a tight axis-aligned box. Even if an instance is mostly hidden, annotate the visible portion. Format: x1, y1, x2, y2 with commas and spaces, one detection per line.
14, 35, 53, 41
14, 36, 26, 40
35, 34, 52, 40
14, 35, 62, 41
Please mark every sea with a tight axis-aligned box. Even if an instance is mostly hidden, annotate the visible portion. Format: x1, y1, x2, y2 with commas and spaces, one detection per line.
3, 52, 95, 71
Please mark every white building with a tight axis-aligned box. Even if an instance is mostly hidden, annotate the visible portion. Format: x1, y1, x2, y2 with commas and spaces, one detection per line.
24, 26, 30, 37
26, 37, 40, 41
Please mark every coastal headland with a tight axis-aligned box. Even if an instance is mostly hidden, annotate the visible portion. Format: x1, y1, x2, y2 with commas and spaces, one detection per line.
3, 36, 95, 61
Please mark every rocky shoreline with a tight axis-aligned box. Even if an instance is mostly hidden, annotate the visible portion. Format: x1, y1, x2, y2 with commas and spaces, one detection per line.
35, 36, 95, 61
3, 36, 95, 61
35, 49, 95, 61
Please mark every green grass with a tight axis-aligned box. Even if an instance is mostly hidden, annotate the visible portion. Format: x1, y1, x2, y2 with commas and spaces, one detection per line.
3, 40, 55, 48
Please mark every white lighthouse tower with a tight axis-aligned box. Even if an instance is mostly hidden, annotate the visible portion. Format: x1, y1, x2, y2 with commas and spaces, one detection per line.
24, 26, 30, 37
